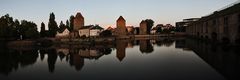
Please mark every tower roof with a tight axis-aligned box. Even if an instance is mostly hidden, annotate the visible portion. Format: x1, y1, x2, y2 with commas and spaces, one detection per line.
117, 16, 125, 21
75, 12, 84, 18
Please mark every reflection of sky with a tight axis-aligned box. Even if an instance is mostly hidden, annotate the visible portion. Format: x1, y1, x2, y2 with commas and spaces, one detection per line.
1, 43, 226, 80
0, 0, 238, 30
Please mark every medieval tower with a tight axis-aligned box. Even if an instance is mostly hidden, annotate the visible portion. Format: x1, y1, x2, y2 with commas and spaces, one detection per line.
116, 16, 127, 36
140, 20, 147, 35
74, 12, 84, 31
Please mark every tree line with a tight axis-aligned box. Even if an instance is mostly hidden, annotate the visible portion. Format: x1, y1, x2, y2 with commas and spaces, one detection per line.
0, 13, 75, 40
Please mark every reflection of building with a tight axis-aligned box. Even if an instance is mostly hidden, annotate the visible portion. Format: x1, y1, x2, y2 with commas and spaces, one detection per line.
186, 2, 240, 44
78, 48, 103, 58
140, 40, 153, 53
70, 54, 84, 71
116, 40, 127, 61
56, 48, 69, 56
115, 16, 127, 36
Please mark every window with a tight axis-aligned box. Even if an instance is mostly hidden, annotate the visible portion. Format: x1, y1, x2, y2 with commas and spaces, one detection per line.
238, 14, 240, 22
206, 22, 208, 33
224, 17, 229, 33
224, 17, 229, 25
213, 19, 216, 26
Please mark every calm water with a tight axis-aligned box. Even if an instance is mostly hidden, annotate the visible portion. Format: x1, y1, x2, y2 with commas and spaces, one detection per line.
0, 38, 239, 80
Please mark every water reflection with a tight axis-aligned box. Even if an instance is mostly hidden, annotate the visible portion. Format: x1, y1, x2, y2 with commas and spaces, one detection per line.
0, 38, 239, 80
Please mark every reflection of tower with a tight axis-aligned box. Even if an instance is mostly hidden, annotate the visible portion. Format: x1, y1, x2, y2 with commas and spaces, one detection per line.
116, 40, 127, 61
140, 40, 153, 54
70, 53, 84, 71
115, 16, 127, 36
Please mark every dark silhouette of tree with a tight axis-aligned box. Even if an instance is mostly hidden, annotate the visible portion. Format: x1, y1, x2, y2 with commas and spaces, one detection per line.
0, 14, 18, 40
66, 20, 70, 30
156, 25, 162, 33
69, 15, 75, 32
20, 20, 39, 39
100, 30, 112, 37
14, 19, 20, 39
58, 21, 66, 32
40, 22, 46, 37
48, 12, 58, 37
144, 19, 154, 34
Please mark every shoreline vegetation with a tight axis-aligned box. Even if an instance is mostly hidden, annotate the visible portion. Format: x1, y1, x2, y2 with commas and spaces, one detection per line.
6, 34, 182, 48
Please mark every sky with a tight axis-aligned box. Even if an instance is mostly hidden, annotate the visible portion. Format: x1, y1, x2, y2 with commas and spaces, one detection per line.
0, 0, 239, 30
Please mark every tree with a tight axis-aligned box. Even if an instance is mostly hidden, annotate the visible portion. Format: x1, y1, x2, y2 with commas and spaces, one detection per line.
20, 20, 39, 39
156, 27, 162, 33
40, 22, 46, 37
58, 21, 66, 32
66, 20, 70, 30
0, 14, 18, 40
48, 12, 58, 37
69, 15, 75, 31
100, 30, 112, 37
144, 19, 154, 34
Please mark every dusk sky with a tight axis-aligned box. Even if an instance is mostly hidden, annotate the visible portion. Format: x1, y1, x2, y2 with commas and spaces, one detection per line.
0, 0, 238, 30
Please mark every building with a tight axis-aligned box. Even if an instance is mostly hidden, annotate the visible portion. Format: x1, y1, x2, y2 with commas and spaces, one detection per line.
134, 27, 140, 35
89, 25, 104, 37
115, 16, 127, 36
186, 2, 240, 44
78, 25, 104, 37
176, 18, 200, 32
140, 20, 147, 35
79, 25, 92, 37
72, 12, 85, 38
74, 12, 84, 30
56, 28, 70, 38
151, 27, 158, 34
126, 26, 134, 35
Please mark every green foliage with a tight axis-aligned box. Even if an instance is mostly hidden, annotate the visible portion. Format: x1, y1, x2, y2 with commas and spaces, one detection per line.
100, 30, 112, 37
144, 19, 154, 34
20, 20, 39, 39
40, 22, 47, 37
58, 21, 67, 33
69, 15, 75, 31
66, 20, 70, 30
0, 14, 39, 40
48, 12, 58, 37
0, 14, 18, 40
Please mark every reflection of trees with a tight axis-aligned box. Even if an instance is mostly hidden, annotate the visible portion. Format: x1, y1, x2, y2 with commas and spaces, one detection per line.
0, 43, 114, 75
140, 40, 154, 54
19, 50, 38, 67
156, 39, 174, 47
0, 45, 38, 75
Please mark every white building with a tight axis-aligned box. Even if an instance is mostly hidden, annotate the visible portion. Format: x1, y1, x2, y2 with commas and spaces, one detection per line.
79, 25, 104, 37
56, 28, 70, 38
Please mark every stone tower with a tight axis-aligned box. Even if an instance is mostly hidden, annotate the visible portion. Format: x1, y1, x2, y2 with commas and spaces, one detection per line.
74, 12, 84, 31
116, 16, 127, 36
140, 20, 147, 35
